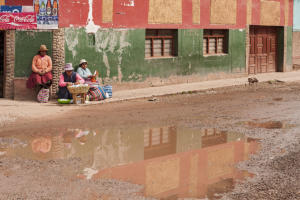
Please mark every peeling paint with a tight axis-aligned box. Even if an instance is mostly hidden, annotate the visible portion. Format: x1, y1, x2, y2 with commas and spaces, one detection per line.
91, 130, 130, 170
85, 0, 100, 33
116, 31, 131, 82
122, 0, 135, 7
128, 72, 143, 81
65, 28, 79, 58
117, 61, 123, 82
65, 28, 132, 81
83, 168, 98, 180
94, 29, 131, 81
102, 52, 111, 77
25, 31, 36, 37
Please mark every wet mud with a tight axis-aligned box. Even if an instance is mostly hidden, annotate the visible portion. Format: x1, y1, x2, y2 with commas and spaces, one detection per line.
246, 121, 285, 129
1, 82, 300, 199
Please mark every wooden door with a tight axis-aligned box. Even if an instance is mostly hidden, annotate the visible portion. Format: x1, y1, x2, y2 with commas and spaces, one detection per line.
249, 27, 277, 74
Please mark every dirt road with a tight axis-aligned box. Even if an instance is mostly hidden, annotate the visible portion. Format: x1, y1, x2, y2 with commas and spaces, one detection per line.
1, 81, 300, 199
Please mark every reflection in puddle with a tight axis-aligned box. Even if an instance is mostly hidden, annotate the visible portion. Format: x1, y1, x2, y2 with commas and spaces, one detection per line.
246, 121, 284, 129
0, 127, 259, 199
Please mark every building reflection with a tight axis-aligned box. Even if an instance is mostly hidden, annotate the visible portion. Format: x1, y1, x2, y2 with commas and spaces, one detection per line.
0, 126, 259, 199
201, 128, 227, 148
144, 126, 177, 160
92, 127, 259, 199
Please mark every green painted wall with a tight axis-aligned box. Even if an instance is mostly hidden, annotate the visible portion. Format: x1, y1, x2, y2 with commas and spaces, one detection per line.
286, 26, 293, 67
15, 30, 53, 77
65, 28, 246, 82
277, 26, 293, 72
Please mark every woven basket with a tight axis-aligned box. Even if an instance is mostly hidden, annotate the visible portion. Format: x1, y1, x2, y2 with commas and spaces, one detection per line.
67, 85, 90, 94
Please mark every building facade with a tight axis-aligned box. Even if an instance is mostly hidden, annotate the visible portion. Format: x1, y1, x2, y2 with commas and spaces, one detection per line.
293, 0, 300, 68
0, 0, 295, 99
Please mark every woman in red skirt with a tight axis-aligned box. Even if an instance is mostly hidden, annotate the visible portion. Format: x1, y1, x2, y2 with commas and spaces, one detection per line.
26, 45, 53, 89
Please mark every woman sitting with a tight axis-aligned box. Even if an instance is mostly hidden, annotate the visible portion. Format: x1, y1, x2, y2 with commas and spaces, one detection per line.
77, 59, 93, 81
58, 63, 84, 99
77, 59, 99, 82
76, 59, 107, 101
27, 45, 53, 90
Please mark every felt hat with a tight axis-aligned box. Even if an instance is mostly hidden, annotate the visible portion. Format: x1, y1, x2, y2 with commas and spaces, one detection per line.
39, 44, 48, 52
64, 63, 74, 71
79, 59, 88, 65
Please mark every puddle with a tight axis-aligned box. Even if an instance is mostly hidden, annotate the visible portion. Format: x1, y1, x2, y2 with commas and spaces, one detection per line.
246, 121, 284, 129
0, 127, 259, 199
273, 97, 283, 101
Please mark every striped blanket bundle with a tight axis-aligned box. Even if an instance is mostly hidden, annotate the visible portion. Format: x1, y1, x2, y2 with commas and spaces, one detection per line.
88, 86, 106, 101
103, 85, 112, 98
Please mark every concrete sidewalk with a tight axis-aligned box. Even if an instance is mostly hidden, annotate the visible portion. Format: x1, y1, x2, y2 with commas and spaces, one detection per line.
1, 71, 300, 127
105, 71, 300, 102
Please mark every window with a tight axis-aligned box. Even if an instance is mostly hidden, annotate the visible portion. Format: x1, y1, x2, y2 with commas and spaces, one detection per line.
143, 126, 177, 159
145, 29, 178, 58
144, 128, 170, 148
203, 29, 228, 55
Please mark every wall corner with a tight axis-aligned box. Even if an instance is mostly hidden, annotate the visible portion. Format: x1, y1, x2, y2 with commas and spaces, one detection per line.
51, 28, 65, 97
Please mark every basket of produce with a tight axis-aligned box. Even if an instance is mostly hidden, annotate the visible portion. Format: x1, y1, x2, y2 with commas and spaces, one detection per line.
67, 84, 90, 94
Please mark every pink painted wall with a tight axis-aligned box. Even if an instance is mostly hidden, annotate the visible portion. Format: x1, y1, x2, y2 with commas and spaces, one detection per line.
5, 0, 288, 29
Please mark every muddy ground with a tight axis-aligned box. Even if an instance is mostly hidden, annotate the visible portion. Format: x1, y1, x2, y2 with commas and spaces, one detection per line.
1, 81, 300, 199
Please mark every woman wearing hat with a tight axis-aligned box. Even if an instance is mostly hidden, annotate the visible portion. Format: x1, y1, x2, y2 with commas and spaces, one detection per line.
27, 45, 53, 89
77, 59, 93, 80
58, 63, 84, 99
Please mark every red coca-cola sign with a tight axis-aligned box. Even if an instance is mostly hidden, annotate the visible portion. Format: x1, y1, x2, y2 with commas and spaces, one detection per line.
0, 12, 37, 29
